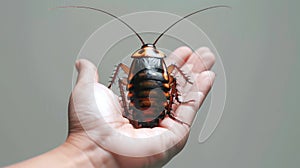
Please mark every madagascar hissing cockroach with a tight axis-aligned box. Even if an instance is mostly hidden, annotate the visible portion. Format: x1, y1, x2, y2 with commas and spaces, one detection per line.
57, 5, 229, 128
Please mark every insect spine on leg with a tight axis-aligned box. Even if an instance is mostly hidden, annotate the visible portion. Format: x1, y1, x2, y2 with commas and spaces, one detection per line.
108, 64, 118, 86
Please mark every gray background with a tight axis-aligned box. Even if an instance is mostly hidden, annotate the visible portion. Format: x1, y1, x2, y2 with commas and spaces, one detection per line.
0, 0, 299, 167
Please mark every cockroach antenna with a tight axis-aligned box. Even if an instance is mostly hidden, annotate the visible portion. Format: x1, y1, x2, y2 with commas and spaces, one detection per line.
54, 6, 145, 45
152, 5, 231, 45
53, 5, 230, 46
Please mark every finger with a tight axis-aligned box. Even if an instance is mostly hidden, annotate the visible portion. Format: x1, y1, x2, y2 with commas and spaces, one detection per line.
195, 71, 215, 96
75, 59, 99, 84
185, 47, 216, 74
165, 46, 192, 67
174, 71, 216, 126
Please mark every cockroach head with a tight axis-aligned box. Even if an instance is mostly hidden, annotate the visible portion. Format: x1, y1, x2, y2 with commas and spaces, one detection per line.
132, 44, 166, 58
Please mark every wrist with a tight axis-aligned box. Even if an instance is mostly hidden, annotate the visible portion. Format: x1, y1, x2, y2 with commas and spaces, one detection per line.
63, 134, 119, 168
59, 141, 95, 167
7, 134, 119, 168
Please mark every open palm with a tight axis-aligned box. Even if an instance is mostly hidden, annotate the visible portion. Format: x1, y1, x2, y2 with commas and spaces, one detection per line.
68, 46, 216, 167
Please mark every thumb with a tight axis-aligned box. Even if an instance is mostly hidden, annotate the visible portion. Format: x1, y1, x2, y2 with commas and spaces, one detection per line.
75, 59, 99, 84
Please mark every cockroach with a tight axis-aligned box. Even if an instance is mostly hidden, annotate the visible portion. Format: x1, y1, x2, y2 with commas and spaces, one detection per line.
57, 5, 229, 128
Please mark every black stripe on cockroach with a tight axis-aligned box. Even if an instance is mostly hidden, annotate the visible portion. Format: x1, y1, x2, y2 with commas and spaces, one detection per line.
56, 5, 230, 128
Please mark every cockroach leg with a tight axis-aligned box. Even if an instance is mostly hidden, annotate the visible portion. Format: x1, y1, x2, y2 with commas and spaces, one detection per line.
167, 64, 193, 84
165, 77, 191, 127
108, 63, 130, 88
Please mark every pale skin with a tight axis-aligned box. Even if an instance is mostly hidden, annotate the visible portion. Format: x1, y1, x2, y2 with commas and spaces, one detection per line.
7, 46, 216, 168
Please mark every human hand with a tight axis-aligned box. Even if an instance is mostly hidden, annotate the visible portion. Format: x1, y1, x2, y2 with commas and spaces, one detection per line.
6, 46, 215, 168
66, 46, 216, 167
